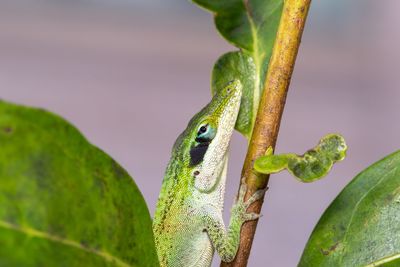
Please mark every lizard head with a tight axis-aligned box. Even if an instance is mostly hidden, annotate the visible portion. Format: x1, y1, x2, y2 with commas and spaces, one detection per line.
172, 79, 242, 192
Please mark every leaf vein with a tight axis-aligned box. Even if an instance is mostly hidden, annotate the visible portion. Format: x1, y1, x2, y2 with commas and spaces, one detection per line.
365, 252, 400, 267
0, 220, 133, 267
338, 166, 398, 265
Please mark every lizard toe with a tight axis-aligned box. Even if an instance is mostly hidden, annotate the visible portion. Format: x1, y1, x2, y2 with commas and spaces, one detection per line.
244, 212, 262, 221
238, 180, 248, 201
244, 187, 268, 208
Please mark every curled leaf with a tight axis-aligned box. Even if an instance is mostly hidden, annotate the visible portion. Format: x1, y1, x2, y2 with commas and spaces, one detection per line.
254, 134, 347, 182
211, 52, 256, 137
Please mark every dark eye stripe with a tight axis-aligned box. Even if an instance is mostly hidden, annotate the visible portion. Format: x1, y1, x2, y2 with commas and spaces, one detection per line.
189, 143, 209, 166
195, 136, 211, 143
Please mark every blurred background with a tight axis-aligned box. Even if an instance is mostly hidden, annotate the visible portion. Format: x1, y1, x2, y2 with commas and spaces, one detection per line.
1, 0, 400, 266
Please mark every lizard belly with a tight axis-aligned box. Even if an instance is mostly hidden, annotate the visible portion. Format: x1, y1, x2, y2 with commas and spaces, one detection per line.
174, 228, 213, 267
156, 213, 214, 267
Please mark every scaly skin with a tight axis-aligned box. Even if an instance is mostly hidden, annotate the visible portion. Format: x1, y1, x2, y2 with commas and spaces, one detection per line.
153, 80, 265, 267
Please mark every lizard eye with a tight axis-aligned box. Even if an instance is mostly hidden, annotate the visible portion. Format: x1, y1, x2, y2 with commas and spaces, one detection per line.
196, 124, 216, 143
199, 125, 207, 134
189, 123, 216, 166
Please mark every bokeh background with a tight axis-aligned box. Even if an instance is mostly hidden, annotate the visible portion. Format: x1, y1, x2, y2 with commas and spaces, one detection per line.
1, 0, 400, 266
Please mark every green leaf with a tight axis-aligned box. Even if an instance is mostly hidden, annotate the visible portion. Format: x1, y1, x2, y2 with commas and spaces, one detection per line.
211, 52, 256, 136
192, 0, 284, 138
299, 150, 400, 267
0, 101, 159, 267
254, 134, 347, 183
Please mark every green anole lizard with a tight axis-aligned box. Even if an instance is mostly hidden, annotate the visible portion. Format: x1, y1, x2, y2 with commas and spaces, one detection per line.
153, 80, 265, 267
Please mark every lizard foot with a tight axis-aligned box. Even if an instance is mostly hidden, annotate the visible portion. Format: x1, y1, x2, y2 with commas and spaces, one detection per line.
232, 179, 268, 223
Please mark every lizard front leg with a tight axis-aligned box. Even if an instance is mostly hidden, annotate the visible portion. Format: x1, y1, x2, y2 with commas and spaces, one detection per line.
202, 183, 266, 262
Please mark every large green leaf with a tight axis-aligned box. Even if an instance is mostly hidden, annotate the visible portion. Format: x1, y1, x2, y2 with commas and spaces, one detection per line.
299, 150, 400, 267
0, 101, 158, 267
192, 0, 283, 137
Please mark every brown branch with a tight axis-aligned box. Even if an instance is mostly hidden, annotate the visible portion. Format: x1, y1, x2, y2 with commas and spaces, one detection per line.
221, 0, 312, 266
